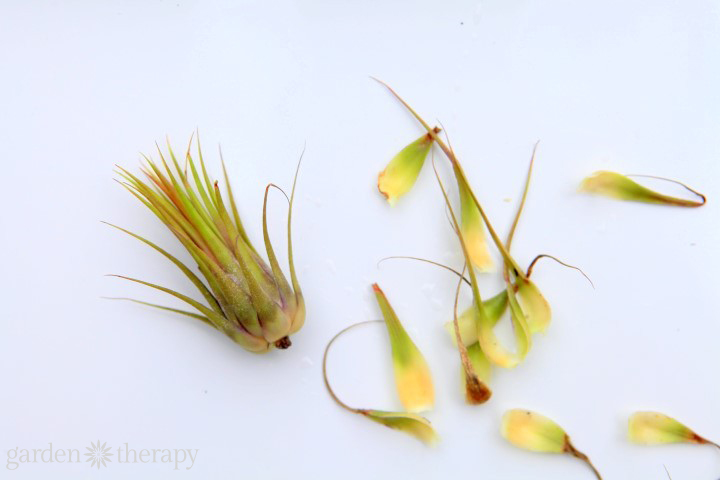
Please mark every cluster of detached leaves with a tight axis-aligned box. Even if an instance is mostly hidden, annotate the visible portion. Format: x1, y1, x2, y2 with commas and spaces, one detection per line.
322, 81, 711, 479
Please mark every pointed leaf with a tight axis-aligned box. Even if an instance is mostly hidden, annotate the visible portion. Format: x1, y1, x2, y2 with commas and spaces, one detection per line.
103, 222, 223, 315
373, 283, 434, 413
322, 320, 438, 447
516, 277, 552, 334
377, 130, 438, 206
286, 151, 305, 334
579, 171, 705, 207
502, 409, 568, 453
363, 410, 439, 446
628, 412, 712, 446
105, 297, 215, 327
458, 172, 493, 271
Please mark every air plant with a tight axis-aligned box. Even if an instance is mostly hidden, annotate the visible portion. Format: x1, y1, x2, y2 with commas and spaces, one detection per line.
579, 171, 706, 207
322, 319, 439, 445
502, 409, 602, 479
628, 412, 720, 450
107, 136, 304, 353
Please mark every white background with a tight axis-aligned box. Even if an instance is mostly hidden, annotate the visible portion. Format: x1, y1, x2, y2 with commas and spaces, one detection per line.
1, 1, 719, 479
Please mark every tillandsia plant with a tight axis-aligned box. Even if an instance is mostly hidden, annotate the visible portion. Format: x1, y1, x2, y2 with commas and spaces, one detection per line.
502, 409, 603, 479
579, 171, 706, 207
628, 412, 720, 450
108, 136, 304, 353
322, 319, 439, 446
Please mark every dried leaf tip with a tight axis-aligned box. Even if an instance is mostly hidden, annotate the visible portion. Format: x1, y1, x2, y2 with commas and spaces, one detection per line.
579, 171, 705, 207
450, 266, 491, 404
377, 128, 440, 206
628, 412, 719, 449
372, 283, 435, 413
322, 321, 439, 446
502, 409, 602, 479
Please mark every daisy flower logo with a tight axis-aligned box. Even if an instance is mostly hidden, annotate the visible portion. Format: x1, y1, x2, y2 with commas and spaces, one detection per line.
84, 440, 113, 469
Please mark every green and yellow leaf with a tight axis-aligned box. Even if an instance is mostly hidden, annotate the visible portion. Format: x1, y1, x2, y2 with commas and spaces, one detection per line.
373, 283, 435, 413
363, 410, 440, 446
458, 174, 493, 271
502, 409, 567, 453
628, 412, 716, 446
377, 129, 439, 206
579, 171, 705, 207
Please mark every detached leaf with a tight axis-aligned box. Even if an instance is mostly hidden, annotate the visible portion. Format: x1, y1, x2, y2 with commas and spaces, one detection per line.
579, 171, 705, 207
362, 410, 440, 446
516, 278, 552, 334
458, 172, 493, 271
377, 128, 439, 206
322, 321, 439, 446
502, 409, 602, 479
373, 283, 435, 413
628, 412, 719, 448
502, 409, 567, 453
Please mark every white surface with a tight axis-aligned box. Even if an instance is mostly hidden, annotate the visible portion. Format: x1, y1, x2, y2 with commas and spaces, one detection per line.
1, 1, 719, 478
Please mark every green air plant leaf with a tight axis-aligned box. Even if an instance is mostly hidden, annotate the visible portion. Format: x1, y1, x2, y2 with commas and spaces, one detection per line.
372, 283, 435, 413
322, 321, 439, 446
502, 409, 603, 479
377, 128, 440, 206
503, 144, 552, 335
375, 254, 497, 398
374, 254, 498, 395
458, 174, 493, 271
579, 171, 706, 207
363, 410, 439, 445
109, 135, 305, 353
628, 412, 720, 450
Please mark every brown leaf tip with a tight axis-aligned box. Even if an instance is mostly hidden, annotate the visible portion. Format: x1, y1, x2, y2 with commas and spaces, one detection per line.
465, 374, 492, 405
274, 336, 292, 349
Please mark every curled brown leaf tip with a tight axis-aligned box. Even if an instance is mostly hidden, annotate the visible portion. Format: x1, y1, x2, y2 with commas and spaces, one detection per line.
526, 254, 595, 289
